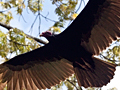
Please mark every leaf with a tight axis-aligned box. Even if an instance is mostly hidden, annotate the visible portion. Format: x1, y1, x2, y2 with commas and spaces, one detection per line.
71, 13, 78, 19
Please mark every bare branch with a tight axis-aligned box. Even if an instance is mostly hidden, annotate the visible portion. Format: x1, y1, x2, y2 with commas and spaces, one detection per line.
66, 79, 80, 90
54, 2, 65, 16
38, 13, 41, 35
100, 53, 119, 66
26, 34, 47, 44
8, 39, 28, 46
19, 14, 27, 23
0, 22, 12, 30
38, 0, 41, 35
82, 0, 85, 6
29, 14, 39, 33
76, 0, 83, 13
0, 22, 47, 44
40, 13, 58, 22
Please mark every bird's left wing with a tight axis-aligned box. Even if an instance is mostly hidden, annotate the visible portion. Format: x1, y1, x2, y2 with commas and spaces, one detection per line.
0, 44, 74, 90
80, 0, 120, 55
57, 0, 120, 55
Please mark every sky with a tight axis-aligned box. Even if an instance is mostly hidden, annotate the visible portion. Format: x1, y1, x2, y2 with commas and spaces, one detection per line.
0, 0, 120, 90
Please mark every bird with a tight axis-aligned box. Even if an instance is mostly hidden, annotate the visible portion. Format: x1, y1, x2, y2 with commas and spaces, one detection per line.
0, 0, 119, 89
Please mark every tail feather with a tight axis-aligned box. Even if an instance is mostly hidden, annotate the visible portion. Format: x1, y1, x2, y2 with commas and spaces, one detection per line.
74, 68, 83, 86
74, 57, 116, 88
82, 70, 92, 87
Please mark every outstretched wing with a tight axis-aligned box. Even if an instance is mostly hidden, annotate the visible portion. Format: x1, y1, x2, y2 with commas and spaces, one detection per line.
0, 44, 74, 90
81, 0, 120, 55
57, 0, 120, 55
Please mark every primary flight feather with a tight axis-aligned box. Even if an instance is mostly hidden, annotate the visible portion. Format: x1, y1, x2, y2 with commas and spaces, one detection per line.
0, 0, 119, 89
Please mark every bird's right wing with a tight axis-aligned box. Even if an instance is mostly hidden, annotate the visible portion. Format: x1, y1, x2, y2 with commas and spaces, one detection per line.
0, 44, 74, 90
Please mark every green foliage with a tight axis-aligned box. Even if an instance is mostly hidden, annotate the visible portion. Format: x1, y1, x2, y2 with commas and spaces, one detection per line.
8, 28, 40, 54
50, 0, 78, 31
108, 87, 117, 90
28, 0, 43, 13
54, 0, 78, 18
50, 75, 79, 90
101, 40, 120, 65
0, 0, 78, 33
0, 12, 13, 24
49, 26, 61, 33
0, 0, 25, 15
0, 28, 40, 62
0, 30, 8, 60
0, 0, 43, 15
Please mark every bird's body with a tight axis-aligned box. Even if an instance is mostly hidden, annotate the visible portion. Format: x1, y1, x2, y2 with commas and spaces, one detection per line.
0, 0, 119, 89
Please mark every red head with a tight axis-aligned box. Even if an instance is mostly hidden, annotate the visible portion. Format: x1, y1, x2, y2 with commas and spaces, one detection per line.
40, 31, 52, 38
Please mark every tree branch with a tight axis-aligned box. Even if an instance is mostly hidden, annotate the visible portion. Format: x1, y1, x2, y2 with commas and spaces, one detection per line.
0, 22, 47, 45
40, 13, 58, 22
26, 34, 47, 44
100, 53, 119, 66
0, 22, 12, 30
8, 39, 28, 46
66, 79, 80, 90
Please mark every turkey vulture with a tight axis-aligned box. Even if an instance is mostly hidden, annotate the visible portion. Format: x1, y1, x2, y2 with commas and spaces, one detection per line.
0, 0, 119, 89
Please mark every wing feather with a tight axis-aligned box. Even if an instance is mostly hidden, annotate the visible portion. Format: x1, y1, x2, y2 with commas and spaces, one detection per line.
74, 68, 83, 86
42, 63, 60, 84
33, 64, 49, 89
21, 69, 27, 90
7, 76, 13, 90
0, 42, 74, 90
0, 59, 73, 90
27, 67, 42, 89
24, 69, 33, 90
18, 71, 24, 90
80, 0, 120, 54
13, 71, 18, 90
25, 70, 37, 90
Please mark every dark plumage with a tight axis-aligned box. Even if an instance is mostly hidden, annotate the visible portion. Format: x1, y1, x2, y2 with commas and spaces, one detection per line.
0, 0, 119, 89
